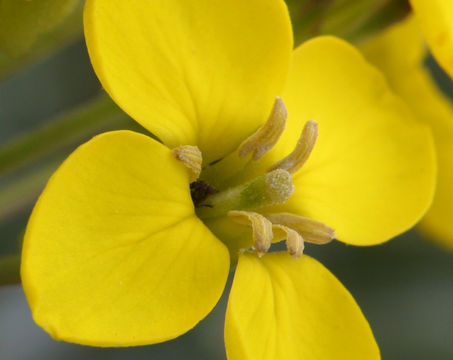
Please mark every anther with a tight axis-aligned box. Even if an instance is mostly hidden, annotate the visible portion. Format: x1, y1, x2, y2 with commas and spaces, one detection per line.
267, 212, 335, 244
228, 211, 273, 257
268, 120, 318, 174
172, 145, 202, 182
273, 224, 305, 258
238, 97, 287, 161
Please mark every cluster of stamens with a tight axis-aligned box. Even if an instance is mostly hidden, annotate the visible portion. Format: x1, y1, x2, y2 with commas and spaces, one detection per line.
172, 97, 335, 259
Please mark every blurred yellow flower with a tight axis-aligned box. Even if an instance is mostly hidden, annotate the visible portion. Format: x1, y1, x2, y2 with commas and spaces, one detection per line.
362, 15, 453, 251
21, 0, 436, 359
410, 0, 453, 79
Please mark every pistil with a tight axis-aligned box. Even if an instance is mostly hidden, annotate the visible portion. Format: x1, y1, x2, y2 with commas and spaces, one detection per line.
196, 169, 293, 219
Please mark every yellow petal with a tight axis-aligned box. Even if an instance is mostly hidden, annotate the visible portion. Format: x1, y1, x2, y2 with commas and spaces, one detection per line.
225, 253, 380, 360
21, 131, 229, 346
361, 17, 453, 250
262, 36, 435, 246
410, 0, 453, 79
84, 0, 293, 162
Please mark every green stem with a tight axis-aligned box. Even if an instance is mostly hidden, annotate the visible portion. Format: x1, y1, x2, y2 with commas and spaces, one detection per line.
0, 94, 132, 176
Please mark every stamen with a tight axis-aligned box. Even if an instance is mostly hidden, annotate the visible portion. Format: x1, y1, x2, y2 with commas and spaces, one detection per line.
197, 169, 294, 219
273, 224, 305, 258
268, 120, 318, 174
267, 212, 335, 244
172, 145, 202, 182
228, 211, 273, 257
238, 97, 287, 161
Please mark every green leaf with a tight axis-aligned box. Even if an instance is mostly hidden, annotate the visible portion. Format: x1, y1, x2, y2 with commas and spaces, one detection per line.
0, 0, 80, 57
0, 254, 20, 285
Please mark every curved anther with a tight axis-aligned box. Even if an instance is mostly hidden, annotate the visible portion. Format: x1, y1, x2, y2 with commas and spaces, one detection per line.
267, 212, 335, 245
238, 96, 287, 161
228, 210, 273, 257
172, 145, 202, 182
268, 120, 318, 174
273, 224, 305, 258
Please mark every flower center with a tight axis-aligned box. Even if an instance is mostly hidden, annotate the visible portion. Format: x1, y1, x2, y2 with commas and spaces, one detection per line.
173, 97, 335, 258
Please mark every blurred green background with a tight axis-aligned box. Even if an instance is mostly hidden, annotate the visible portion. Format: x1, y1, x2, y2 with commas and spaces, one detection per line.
1, 1, 453, 359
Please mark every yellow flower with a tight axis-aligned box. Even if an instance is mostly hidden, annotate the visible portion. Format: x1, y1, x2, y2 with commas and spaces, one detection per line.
361, 15, 453, 251
21, 0, 435, 358
410, 0, 453, 80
